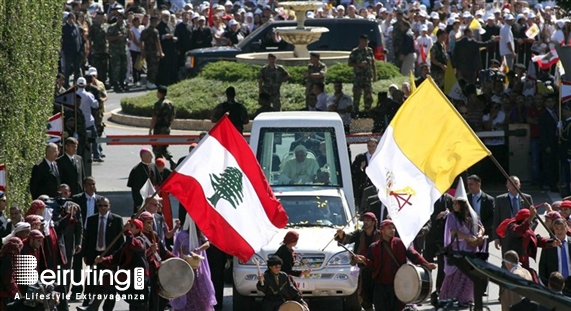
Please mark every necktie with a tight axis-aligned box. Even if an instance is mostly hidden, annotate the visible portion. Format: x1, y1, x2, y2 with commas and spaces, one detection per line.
52, 163, 59, 177
511, 196, 518, 216
97, 216, 105, 249
562, 242, 569, 279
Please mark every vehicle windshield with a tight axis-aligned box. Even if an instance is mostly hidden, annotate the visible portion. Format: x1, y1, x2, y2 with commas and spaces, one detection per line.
236, 22, 273, 49
279, 195, 346, 227
256, 127, 342, 187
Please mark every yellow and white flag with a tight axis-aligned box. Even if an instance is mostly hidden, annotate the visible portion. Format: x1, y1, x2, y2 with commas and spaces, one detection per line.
525, 24, 540, 39
409, 70, 417, 94
366, 77, 490, 247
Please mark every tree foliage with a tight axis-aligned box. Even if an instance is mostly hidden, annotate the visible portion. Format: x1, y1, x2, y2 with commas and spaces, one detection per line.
0, 0, 63, 208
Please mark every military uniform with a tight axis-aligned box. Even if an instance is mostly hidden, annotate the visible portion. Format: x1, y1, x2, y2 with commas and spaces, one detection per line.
349, 46, 376, 113
106, 21, 128, 90
140, 26, 161, 85
305, 61, 327, 108
152, 98, 176, 160
258, 65, 290, 110
89, 22, 109, 84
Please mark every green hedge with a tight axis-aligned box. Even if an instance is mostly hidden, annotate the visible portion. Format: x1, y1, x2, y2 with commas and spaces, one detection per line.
121, 76, 407, 120
0, 0, 61, 207
197, 61, 402, 85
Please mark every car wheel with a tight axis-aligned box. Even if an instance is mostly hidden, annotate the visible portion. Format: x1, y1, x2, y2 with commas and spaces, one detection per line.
342, 290, 361, 311
232, 285, 255, 311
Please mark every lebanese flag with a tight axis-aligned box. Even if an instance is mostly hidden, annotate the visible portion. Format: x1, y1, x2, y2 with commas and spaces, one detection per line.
0, 164, 5, 191
561, 80, 571, 103
46, 112, 63, 137
532, 49, 559, 70
54, 87, 79, 110
160, 115, 288, 261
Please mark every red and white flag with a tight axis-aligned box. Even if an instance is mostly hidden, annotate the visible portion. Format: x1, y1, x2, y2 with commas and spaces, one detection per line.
46, 112, 63, 137
561, 81, 571, 103
0, 164, 6, 192
161, 115, 288, 261
532, 49, 559, 70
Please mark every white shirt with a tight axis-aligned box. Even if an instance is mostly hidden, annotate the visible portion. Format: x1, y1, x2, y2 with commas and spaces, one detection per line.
552, 29, 565, 45
315, 92, 329, 111
482, 110, 506, 146
95, 211, 109, 251
416, 35, 433, 63
76, 88, 99, 127
129, 26, 144, 52
558, 238, 570, 276
85, 193, 97, 228
499, 24, 514, 56
326, 93, 353, 125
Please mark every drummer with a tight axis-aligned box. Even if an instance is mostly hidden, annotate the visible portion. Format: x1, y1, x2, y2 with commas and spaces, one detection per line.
95, 219, 150, 311
354, 219, 436, 311
335, 212, 380, 311
256, 255, 307, 311
139, 211, 176, 311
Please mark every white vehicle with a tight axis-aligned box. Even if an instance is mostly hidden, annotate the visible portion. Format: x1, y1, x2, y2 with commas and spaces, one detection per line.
232, 112, 360, 310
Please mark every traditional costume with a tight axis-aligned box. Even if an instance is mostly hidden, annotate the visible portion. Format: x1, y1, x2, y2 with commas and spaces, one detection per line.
274, 231, 303, 277
0, 237, 22, 311
256, 256, 305, 311
139, 212, 175, 311
170, 214, 216, 311
99, 219, 150, 311
497, 209, 558, 282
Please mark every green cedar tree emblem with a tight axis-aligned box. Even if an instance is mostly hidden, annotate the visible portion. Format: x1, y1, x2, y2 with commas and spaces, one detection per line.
47, 123, 52, 130
208, 167, 244, 209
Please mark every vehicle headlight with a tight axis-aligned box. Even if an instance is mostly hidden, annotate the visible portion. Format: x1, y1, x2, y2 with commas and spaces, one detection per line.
238, 254, 266, 266
187, 56, 195, 68
327, 251, 351, 266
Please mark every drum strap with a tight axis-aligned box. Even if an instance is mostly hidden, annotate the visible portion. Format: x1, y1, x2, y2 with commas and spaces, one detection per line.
381, 241, 401, 268
141, 234, 162, 262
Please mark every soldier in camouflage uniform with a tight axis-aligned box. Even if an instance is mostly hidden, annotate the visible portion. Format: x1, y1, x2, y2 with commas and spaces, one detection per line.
140, 16, 163, 90
149, 85, 176, 165
106, 11, 128, 92
348, 34, 377, 116
304, 52, 327, 110
258, 53, 290, 111
89, 12, 109, 86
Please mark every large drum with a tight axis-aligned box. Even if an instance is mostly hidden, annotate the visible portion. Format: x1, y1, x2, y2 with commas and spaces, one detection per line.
278, 301, 309, 311
157, 257, 195, 299
394, 263, 432, 304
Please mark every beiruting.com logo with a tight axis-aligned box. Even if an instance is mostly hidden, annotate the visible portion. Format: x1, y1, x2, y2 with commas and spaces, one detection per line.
14, 255, 144, 294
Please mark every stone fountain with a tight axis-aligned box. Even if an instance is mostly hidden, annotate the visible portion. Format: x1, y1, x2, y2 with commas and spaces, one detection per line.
236, 1, 350, 66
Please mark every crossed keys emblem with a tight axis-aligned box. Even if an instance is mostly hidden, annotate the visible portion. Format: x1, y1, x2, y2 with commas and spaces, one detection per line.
385, 171, 416, 211
389, 186, 416, 211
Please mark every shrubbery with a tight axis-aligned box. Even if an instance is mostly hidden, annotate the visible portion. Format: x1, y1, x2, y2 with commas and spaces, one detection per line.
196, 61, 402, 84
0, 0, 61, 207
121, 75, 408, 120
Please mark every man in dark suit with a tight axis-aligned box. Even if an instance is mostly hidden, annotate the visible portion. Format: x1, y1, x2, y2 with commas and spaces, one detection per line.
452, 28, 500, 84
71, 176, 100, 296
539, 219, 571, 295
466, 175, 495, 240
424, 193, 454, 292
539, 95, 560, 193
81, 196, 124, 311
29, 142, 61, 200
61, 13, 82, 88
493, 176, 534, 255
144, 195, 176, 246
351, 137, 378, 208
127, 148, 162, 214
56, 137, 85, 196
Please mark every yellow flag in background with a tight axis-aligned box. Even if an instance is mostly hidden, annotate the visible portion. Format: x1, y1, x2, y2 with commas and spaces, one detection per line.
409, 70, 417, 93
444, 59, 456, 94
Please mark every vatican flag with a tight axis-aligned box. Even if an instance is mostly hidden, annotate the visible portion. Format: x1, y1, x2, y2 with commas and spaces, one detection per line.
366, 77, 490, 247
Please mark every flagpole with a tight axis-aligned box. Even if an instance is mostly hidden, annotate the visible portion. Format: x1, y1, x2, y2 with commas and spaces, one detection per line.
488, 155, 557, 240
73, 85, 78, 134
100, 190, 161, 257
321, 213, 359, 251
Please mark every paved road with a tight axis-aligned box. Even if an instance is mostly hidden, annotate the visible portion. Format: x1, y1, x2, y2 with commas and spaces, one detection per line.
66, 90, 562, 311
